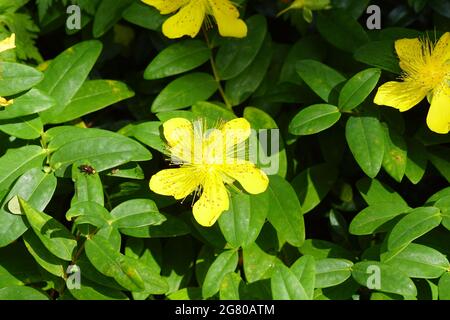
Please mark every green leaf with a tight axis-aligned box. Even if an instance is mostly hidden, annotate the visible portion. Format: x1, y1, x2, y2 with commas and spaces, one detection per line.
435, 196, 450, 230
289, 104, 341, 136
85, 234, 168, 293
151, 73, 218, 112
0, 115, 43, 139
110, 199, 166, 229
191, 101, 236, 125
0, 62, 43, 96
0, 168, 56, 248
296, 60, 346, 102
69, 277, 129, 300
290, 255, 316, 300
216, 15, 267, 80
439, 272, 450, 300
47, 80, 134, 124
382, 125, 407, 182
314, 258, 353, 288
119, 213, 190, 238
71, 161, 104, 206
352, 261, 417, 296
354, 40, 402, 74
124, 121, 165, 154
0, 145, 46, 192
291, 163, 338, 214
122, 1, 165, 30
388, 207, 442, 251
0, 286, 48, 300
20, 198, 77, 261
225, 34, 273, 106
144, 40, 211, 80
356, 178, 409, 208
384, 243, 449, 279
349, 203, 409, 235
338, 68, 381, 112
243, 237, 279, 283
66, 201, 111, 229
93, 0, 134, 37
202, 250, 238, 298
243, 107, 287, 177
345, 116, 385, 178
47, 126, 151, 176
428, 146, 450, 183
271, 264, 308, 300
218, 191, 268, 249
299, 239, 355, 260
266, 175, 305, 247
0, 89, 54, 120
316, 10, 369, 52
219, 272, 242, 300
405, 138, 427, 184
37, 40, 103, 123
23, 230, 67, 277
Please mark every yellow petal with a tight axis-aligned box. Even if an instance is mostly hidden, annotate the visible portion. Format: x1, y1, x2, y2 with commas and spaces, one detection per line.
163, 117, 193, 147
374, 81, 427, 111
426, 86, 450, 134
221, 162, 269, 194
193, 171, 229, 227
140, 0, 188, 14
221, 118, 251, 151
395, 37, 425, 74
162, 0, 205, 39
208, 0, 247, 38
0, 97, 13, 107
0, 34, 15, 53
432, 32, 450, 63
149, 167, 203, 200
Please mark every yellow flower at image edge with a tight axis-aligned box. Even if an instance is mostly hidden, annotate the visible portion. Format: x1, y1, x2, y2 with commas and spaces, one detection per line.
149, 118, 269, 227
141, 0, 247, 39
374, 32, 450, 134
0, 34, 16, 107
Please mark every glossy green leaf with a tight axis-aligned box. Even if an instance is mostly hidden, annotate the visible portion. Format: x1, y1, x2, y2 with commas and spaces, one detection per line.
202, 250, 238, 298
271, 264, 308, 300
0, 286, 48, 300
37, 41, 103, 123
289, 104, 341, 136
0, 62, 43, 96
435, 196, 450, 230
266, 175, 305, 247
110, 199, 166, 229
216, 15, 267, 80
439, 272, 450, 300
218, 191, 268, 249
20, 198, 77, 261
47, 80, 134, 124
338, 68, 381, 112
296, 60, 346, 102
388, 207, 442, 250
346, 116, 385, 178
290, 255, 316, 300
151, 73, 217, 112
144, 40, 211, 80
93, 0, 134, 37
0, 89, 54, 120
382, 125, 407, 182
314, 258, 353, 288
352, 261, 417, 296
122, 1, 165, 30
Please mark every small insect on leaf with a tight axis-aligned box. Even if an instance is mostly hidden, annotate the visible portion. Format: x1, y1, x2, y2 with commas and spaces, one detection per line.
78, 164, 97, 175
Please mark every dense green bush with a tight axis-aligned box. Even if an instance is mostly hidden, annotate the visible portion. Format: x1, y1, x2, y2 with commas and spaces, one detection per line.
0, 0, 449, 301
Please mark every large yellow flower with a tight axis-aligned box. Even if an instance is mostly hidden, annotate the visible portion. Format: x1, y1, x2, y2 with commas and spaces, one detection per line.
141, 0, 247, 39
374, 32, 450, 134
0, 34, 16, 107
149, 117, 268, 227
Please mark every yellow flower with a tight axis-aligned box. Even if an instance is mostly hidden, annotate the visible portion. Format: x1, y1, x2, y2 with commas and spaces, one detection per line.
374, 32, 450, 134
149, 117, 269, 227
0, 34, 15, 107
0, 33, 15, 53
141, 0, 247, 39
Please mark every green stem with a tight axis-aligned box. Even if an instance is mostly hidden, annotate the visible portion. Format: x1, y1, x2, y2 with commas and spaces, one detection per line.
203, 28, 233, 110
